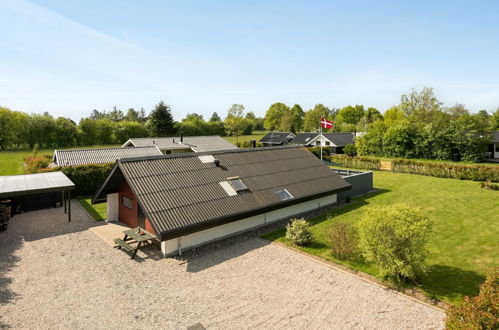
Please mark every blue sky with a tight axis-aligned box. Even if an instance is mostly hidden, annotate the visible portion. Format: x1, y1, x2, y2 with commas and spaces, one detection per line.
1, 0, 498, 122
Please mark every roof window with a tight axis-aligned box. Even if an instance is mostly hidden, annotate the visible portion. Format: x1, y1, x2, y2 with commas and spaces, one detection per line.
275, 189, 293, 201
227, 176, 248, 192
198, 155, 215, 163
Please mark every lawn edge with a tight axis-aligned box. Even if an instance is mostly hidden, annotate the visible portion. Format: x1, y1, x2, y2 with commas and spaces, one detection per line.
268, 240, 449, 312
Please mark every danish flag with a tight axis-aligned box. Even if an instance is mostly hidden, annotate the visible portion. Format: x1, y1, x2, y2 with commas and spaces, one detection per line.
320, 117, 334, 130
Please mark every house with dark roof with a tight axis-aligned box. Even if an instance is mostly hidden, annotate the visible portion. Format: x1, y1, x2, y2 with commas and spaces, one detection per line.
291, 133, 319, 145
291, 132, 356, 153
122, 135, 238, 154
52, 146, 163, 167
259, 132, 296, 146
93, 146, 351, 257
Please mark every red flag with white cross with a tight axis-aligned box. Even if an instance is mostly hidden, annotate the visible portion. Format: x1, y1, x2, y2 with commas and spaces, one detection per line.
320, 117, 333, 130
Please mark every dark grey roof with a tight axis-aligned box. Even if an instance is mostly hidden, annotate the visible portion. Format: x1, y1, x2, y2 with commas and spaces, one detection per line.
322, 133, 355, 147
0, 172, 74, 198
493, 131, 499, 143
291, 133, 319, 145
93, 146, 351, 240
122, 136, 238, 152
53, 146, 162, 166
259, 132, 296, 145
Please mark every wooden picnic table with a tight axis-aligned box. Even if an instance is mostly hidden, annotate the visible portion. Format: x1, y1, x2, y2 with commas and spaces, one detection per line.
114, 227, 156, 259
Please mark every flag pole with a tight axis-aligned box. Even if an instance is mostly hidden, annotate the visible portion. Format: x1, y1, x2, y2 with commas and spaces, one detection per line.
320, 118, 323, 161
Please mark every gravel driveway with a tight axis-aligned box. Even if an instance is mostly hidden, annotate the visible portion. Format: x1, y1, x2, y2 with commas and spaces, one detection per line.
0, 203, 445, 329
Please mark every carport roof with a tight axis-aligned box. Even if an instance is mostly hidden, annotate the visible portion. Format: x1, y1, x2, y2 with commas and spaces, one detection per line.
0, 171, 75, 198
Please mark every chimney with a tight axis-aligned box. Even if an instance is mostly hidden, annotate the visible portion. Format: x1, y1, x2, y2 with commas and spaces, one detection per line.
180, 132, 184, 143
250, 139, 256, 148
214, 159, 221, 167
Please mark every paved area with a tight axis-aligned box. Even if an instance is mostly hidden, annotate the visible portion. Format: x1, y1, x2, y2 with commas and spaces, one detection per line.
0, 204, 445, 329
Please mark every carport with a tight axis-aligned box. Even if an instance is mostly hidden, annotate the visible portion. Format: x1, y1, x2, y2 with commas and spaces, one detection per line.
0, 171, 75, 222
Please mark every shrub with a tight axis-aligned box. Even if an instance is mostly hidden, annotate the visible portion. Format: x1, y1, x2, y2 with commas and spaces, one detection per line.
286, 218, 313, 246
330, 154, 381, 170
41, 163, 114, 196
24, 155, 50, 173
480, 181, 499, 191
326, 219, 358, 260
343, 144, 357, 157
358, 204, 432, 281
392, 158, 499, 182
308, 146, 332, 160
446, 268, 498, 330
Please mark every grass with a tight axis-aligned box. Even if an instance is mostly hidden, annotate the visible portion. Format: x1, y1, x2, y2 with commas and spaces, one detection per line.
223, 130, 268, 146
262, 170, 499, 304
0, 145, 121, 176
77, 197, 107, 221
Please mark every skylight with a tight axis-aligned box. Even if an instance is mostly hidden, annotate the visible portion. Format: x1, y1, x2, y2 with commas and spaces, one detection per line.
198, 155, 215, 163
227, 177, 248, 192
275, 189, 293, 201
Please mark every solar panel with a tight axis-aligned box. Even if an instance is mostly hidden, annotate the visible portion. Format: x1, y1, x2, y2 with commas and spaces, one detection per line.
228, 178, 248, 192
275, 189, 293, 201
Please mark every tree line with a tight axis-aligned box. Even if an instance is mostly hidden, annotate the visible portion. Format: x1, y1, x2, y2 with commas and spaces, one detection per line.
0, 101, 265, 150
1, 88, 498, 161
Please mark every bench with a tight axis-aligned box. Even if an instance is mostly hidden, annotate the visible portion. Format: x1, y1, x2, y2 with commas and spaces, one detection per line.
114, 238, 134, 253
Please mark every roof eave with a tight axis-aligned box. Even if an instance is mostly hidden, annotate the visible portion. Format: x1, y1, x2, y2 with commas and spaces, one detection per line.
157, 183, 351, 241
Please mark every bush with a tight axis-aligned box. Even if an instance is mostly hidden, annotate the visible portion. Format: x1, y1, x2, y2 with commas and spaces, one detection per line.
330, 154, 381, 170
286, 218, 313, 246
446, 268, 498, 330
358, 204, 432, 281
330, 155, 499, 182
343, 144, 357, 157
326, 219, 358, 260
41, 163, 114, 196
308, 146, 332, 160
480, 181, 499, 191
392, 158, 499, 182
24, 155, 50, 173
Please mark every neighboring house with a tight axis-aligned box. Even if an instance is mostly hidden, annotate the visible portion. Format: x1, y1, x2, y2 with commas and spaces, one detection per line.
122, 135, 238, 154
291, 133, 319, 145
259, 132, 296, 146
292, 132, 356, 154
52, 146, 162, 167
92, 146, 351, 257
487, 130, 499, 159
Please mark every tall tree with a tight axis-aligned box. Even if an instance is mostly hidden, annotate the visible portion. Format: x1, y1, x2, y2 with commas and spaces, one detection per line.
108, 106, 124, 122
138, 107, 148, 122
183, 113, 204, 122
125, 108, 139, 122
303, 104, 332, 132
148, 101, 176, 137
264, 102, 290, 131
224, 104, 246, 145
337, 105, 365, 135
210, 112, 221, 122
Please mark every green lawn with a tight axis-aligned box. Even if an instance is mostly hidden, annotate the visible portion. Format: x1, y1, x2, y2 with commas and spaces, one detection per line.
77, 197, 107, 221
262, 171, 499, 304
0, 145, 121, 176
223, 130, 268, 146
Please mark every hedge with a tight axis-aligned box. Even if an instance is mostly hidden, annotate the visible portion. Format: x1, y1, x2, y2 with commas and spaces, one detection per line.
329, 155, 499, 182
330, 154, 381, 170
391, 158, 499, 182
41, 163, 114, 196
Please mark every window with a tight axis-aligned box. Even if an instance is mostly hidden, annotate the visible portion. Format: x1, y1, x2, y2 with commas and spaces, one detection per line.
316, 141, 320, 146
121, 195, 133, 209
228, 177, 248, 192
275, 189, 293, 201
325, 141, 330, 146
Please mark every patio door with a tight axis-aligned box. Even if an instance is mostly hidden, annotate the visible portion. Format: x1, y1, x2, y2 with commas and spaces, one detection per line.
137, 208, 146, 228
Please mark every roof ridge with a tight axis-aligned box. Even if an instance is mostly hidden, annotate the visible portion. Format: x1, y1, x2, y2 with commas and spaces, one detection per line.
118, 145, 304, 163
56, 146, 159, 153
